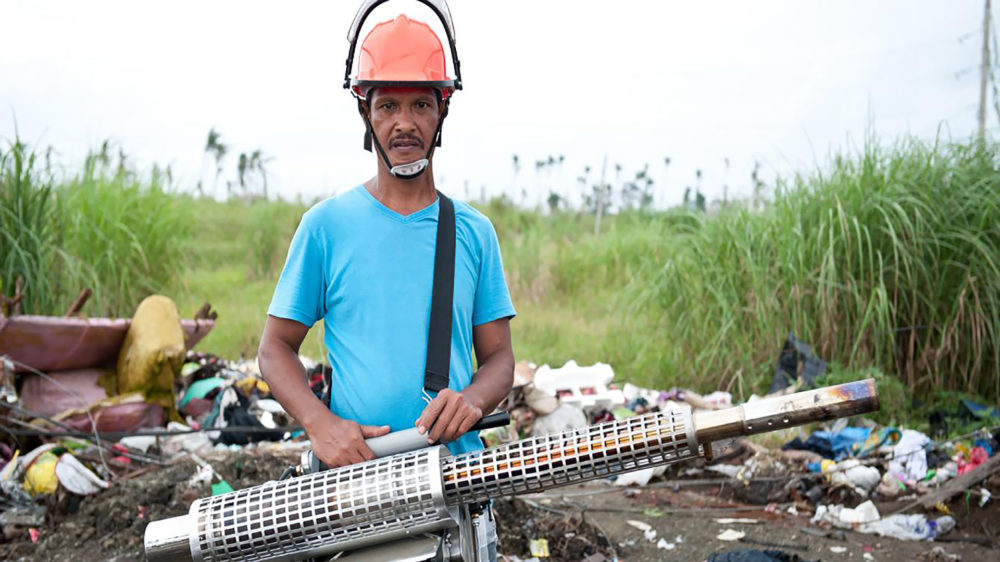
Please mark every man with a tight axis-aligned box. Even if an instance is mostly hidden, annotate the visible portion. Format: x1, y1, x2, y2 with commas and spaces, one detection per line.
258, 7, 515, 470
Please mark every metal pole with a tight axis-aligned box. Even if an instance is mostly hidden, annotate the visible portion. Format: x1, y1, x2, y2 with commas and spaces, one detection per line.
979, 0, 992, 145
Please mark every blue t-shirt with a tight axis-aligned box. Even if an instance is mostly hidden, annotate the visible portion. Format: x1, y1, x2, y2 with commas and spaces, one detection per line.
267, 186, 516, 454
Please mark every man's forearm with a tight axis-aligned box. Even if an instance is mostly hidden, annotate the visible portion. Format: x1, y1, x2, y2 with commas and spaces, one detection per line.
461, 349, 514, 415
258, 339, 332, 430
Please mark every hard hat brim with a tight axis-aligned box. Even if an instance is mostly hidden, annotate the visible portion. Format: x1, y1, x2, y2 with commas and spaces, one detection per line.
352, 79, 455, 99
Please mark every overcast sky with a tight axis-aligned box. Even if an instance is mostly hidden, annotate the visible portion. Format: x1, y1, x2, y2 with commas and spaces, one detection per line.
0, 0, 989, 208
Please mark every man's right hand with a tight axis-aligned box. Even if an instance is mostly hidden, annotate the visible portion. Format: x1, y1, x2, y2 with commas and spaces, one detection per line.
305, 410, 391, 468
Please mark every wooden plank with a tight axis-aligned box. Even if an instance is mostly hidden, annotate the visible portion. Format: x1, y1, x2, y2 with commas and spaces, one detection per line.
919, 452, 1000, 508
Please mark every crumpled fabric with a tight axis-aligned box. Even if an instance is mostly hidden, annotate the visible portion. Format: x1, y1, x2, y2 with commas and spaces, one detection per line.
888, 429, 931, 483
812, 501, 955, 541
860, 514, 955, 541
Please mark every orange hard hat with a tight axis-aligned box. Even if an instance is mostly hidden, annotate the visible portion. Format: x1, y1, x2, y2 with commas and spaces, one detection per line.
344, 0, 463, 100
352, 14, 455, 100
343, 0, 463, 174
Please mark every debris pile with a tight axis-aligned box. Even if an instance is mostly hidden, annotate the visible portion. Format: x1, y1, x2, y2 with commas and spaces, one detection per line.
485, 339, 999, 559
1, 312, 998, 561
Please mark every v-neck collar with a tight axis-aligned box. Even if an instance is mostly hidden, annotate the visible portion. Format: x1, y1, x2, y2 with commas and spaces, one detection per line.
357, 185, 440, 224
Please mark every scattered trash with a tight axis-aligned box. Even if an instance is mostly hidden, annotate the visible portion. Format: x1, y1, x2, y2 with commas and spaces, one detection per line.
528, 538, 549, 557
957, 446, 988, 475
20, 369, 109, 417
828, 459, 881, 496
656, 538, 675, 550
614, 466, 665, 487
717, 529, 747, 541
1, 339, 997, 561
811, 500, 880, 528
860, 514, 955, 541
532, 361, 624, 409
23, 451, 59, 496
708, 548, 807, 562
783, 426, 870, 460
768, 331, 827, 393
625, 520, 652, 533
914, 546, 962, 561
53, 453, 110, 495
116, 295, 187, 418
532, 403, 588, 436
888, 429, 932, 484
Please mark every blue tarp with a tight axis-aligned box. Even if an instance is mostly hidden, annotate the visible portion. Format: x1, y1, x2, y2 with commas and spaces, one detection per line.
783, 426, 871, 460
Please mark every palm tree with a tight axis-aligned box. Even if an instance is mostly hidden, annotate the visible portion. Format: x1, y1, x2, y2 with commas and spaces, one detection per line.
237, 152, 248, 194
204, 128, 228, 198
511, 154, 520, 203
250, 149, 273, 199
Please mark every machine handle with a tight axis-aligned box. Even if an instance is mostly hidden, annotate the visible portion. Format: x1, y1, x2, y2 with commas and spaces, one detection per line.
470, 412, 509, 432
304, 411, 511, 473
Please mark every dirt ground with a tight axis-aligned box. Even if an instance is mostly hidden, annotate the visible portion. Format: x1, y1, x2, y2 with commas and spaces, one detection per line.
0, 451, 997, 561
0, 451, 300, 562
501, 480, 999, 562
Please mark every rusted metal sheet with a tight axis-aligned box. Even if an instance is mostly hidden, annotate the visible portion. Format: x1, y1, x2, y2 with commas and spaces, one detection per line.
0, 314, 214, 373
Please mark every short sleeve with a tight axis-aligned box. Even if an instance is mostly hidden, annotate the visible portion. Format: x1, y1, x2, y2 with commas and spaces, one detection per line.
472, 220, 516, 326
267, 212, 326, 327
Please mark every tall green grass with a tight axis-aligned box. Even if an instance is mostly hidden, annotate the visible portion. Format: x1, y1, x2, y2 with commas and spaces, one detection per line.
0, 139, 56, 314
603, 137, 1000, 400
0, 139, 190, 317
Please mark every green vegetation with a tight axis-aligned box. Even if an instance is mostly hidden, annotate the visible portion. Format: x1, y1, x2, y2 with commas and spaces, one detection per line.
610, 137, 1000, 404
3, 134, 1000, 423
168, 197, 326, 361
1, 140, 187, 317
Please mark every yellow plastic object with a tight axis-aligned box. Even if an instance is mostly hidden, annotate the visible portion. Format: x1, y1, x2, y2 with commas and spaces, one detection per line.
528, 538, 550, 557
117, 295, 185, 419
24, 452, 59, 496
234, 377, 270, 397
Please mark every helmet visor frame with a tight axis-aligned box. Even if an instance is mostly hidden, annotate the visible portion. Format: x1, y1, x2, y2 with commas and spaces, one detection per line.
343, 0, 462, 92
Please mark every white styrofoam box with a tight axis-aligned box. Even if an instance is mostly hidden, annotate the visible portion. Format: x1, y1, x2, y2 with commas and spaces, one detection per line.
532, 360, 625, 409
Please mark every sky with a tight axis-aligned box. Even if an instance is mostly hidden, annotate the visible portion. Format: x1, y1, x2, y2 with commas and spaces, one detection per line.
0, 0, 990, 208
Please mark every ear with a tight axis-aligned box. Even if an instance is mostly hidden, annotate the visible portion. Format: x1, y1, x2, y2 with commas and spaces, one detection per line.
356, 98, 371, 118
356, 98, 374, 152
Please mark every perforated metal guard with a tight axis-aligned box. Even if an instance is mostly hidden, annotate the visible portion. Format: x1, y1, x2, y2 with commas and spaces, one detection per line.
440, 406, 699, 505
190, 448, 451, 562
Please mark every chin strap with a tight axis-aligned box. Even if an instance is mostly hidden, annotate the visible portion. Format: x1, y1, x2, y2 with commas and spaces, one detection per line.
357, 97, 450, 180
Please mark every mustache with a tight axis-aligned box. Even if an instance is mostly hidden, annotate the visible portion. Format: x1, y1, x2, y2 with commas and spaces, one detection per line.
389, 134, 424, 149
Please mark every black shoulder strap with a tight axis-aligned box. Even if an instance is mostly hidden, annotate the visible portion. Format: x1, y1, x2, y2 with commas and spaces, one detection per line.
424, 190, 455, 393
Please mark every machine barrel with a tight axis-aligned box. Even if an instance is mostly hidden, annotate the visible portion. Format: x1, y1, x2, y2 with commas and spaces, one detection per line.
144, 379, 878, 562
692, 377, 880, 443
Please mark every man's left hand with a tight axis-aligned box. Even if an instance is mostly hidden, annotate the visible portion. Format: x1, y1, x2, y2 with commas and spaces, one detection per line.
415, 389, 483, 444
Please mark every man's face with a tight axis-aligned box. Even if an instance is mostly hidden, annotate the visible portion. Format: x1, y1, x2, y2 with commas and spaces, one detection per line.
367, 87, 442, 166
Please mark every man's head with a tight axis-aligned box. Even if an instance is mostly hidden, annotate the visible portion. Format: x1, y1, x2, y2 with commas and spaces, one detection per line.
362, 86, 447, 172
345, 6, 461, 179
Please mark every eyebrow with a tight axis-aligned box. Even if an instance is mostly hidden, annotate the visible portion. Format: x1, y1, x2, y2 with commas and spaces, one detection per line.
374, 95, 435, 104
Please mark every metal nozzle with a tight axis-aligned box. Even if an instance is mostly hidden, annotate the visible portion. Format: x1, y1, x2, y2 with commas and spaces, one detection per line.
144, 514, 194, 562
